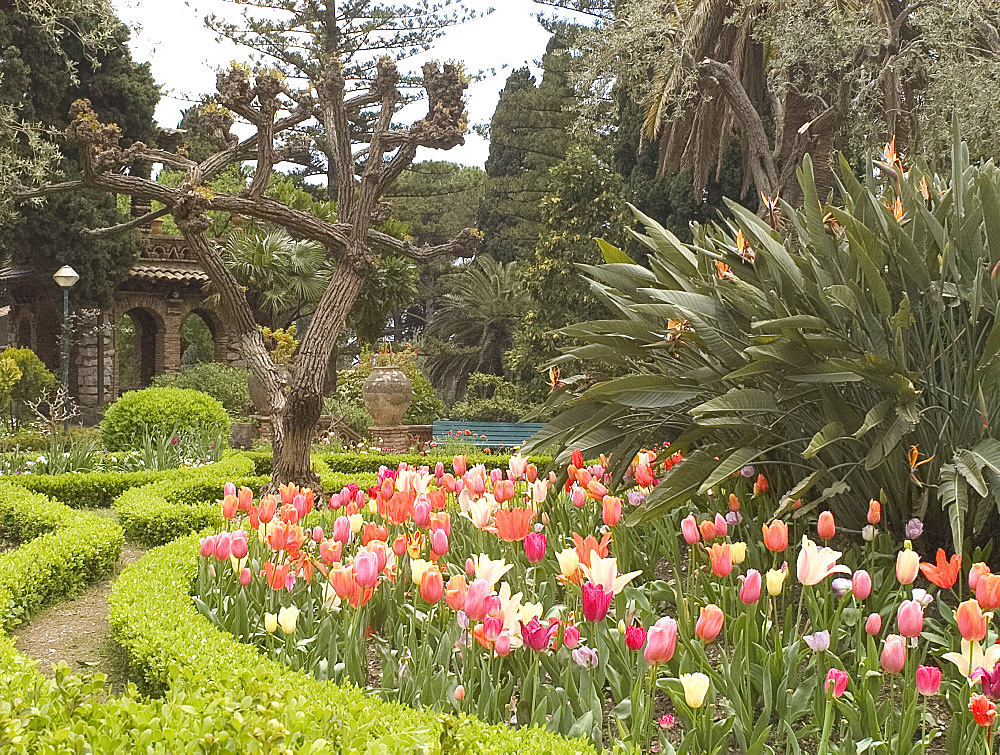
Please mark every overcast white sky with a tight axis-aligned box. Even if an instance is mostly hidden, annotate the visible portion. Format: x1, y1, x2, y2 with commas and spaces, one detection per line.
112, 0, 590, 167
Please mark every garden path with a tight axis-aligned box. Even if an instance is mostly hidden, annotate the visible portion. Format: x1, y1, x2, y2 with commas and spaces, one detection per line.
13, 536, 146, 695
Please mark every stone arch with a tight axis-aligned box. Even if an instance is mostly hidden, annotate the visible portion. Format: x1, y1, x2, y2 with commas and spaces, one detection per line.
117, 306, 165, 391
182, 306, 230, 364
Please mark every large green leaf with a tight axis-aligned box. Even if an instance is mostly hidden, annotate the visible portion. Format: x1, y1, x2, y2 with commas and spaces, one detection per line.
803, 421, 846, 459
955, 448, 989, 497
939, 464, 968, 555
690, 389, 779, 417
698, 446, 763, 495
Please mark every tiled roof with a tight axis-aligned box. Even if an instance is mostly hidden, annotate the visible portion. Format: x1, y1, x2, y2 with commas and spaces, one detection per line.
0, 267, 37, 282
128, 264, 209, 282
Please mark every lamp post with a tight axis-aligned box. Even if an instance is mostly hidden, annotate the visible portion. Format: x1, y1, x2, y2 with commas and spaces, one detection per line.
53, 265, 79, 432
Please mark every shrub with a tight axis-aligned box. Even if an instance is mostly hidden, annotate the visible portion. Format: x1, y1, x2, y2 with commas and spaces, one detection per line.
337, 345, 445, 425
101, 386, 230, 451
0, 483, 123, 629
152, 362, 251, 419
108, 536, 595, 753
1, 348, 58, 427
450, 373, 533, 422
322, 395, 372, 437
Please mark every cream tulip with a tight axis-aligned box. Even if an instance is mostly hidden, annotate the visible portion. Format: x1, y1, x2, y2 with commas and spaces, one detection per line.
277, 605, 300, 635
679, 672, 710, 708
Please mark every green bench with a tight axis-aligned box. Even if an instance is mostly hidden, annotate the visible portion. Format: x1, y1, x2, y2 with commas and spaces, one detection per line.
431, 421, 543, 449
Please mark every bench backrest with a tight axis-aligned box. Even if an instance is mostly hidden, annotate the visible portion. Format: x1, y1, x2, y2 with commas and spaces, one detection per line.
431, 421, 544, 449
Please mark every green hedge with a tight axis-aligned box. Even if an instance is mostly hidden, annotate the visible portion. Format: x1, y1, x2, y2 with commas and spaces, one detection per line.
108, 536, 596, 754
101, 386, 231, 451
0, 483, 123, 630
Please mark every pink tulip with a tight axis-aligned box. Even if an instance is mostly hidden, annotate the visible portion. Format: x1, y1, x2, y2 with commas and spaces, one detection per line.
738, 569, 762, 604
524, 532, 546, 563
353, 550, 379, 588
571, 485, 586, 508
881, 634, 906, 673
520, 617, 556, 652
582, 581, 612, 622
292, 493, 308, 520
643, 616, 678, 664
215, 531, 232, 561
851, 569, 872, 600
230, 531, 248, 560
484, 615, 503, 642
199, 535, 217, 558
414, 498, 431, 528
238, 567, 252, 586
332, 515, 352, 544
464, 579, 493, 621
311, 526, 324, 543
329, 491, 343, 509
714, 512, 728, 538
453, 455, 467, 477
896, 600, 924, 638
430, 527, 449, 556
625, 625, 647, 651
454, 684, 465, 701
494, 630, 512, 656
224, 481, 237, 498
824, 668, 849, 698
465, 557, 476, 577
916, 665, 941, 696
490, 468, 503, 484
434, 461, 445, 478
471, 475, 485, 496
681, 514, 700, 545
865, 612, 882, 635
563, 624, 580, 649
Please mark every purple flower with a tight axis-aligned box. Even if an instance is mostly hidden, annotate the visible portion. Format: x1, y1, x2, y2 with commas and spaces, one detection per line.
170, 435, 179, 446
571, 646, 599, 669
905, 518, 924, 539
726, 510, 743, 526
740, 465, 756, 478
973, 663, 1000, 698
627, 491, 646, 507
831, 578, 852, 599
803, 630, 830, 652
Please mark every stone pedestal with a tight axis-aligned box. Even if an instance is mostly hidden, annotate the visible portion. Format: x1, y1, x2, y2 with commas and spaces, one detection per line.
370, 425, 433, 453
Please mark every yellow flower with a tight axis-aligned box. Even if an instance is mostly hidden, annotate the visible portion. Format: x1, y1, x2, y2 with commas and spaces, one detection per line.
264, 612, 278, 633
410, 558, 431, 586
766, 568, 787, 596
730, 542, 747, 565
277, 605, 299, 635
679, 672, 710, 708
348, 513, 363, 534
473, 554, 513, 587
519, 601, 543, 626
581, 554, 642, 595
557, 548, 580, 579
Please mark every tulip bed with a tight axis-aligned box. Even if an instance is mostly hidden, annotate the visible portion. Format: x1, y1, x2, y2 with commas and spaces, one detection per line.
188, 452, 1000, 752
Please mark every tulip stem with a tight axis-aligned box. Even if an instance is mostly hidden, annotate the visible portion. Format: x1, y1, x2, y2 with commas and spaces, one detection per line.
817, 697, 834, 755
921, 697, 927, 752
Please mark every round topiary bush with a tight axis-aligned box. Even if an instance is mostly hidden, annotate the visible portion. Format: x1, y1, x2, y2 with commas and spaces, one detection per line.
101, 387, 231, 451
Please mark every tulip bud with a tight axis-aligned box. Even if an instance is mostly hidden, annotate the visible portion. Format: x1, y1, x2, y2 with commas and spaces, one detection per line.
738, 569, 761, 604
730, 541, 747, 565
970, 562, 991, 591
494, 630, 512, 656
332, 516, 352, 545
215, 531, 232, 561
602, 496, 622, 527
199, 535, 217, 559
896, 547, 919, 585
680, 514, 700, 545
430, 527, 449, 556
896, 600, 924, 637
679, 673, 710, 708
851, 569, 872, 600
563, 623, 580, 649
230, 531, 249, 560
264, 612, 278, 633
817, 511, 835, 541
643, 616, 677, 664
526, 464, 537, 483
766, 567, 787, 596
916, 665, 941, 696
465, 557, 476, 577
864, 612, 882, 635
713, 512, 728, 538
454, 684, 466, 701
571, 485, 586, 508
867, 499, 881, 525
434, 461, 445, 478
861, 524, 876, 541
695, 604, 724, 643
523, 532, 546, 563
831, 578, 851, 599
624, 625, 647, 651
420, 566, 444, 603
239, 567, 252, 586
880, 634, 906, 673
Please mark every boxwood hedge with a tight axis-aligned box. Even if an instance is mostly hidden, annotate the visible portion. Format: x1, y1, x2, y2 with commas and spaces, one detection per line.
109, 536, 596, 754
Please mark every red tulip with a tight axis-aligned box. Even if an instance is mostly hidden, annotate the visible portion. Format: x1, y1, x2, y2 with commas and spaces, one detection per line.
624, 625, 647, 651
520, 617, 556, 652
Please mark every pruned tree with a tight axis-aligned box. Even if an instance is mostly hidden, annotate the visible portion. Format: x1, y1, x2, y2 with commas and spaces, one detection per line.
21, 59, 478, 490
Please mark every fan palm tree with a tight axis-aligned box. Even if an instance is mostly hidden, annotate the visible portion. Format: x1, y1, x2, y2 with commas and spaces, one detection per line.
423, 255, 528, 393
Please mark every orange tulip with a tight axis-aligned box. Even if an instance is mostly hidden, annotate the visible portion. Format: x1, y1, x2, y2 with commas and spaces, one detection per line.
706, 543, 733, 577
867, 499, 881, 525
490, 507, 536, 542
420, 565, 444, 603
817, 511, 835, 541
970, 562, 992, 591
978, 574, 1000, 610
445, 574, 468, 611
572, 531, 612, 569
956, 599, 987, 642
753, 474, 768, 496
695, 604, 725, 642
262, 560, 291, 591
919, 548, 962, 589
762, 520, 788, 552
699, 519, 717, 542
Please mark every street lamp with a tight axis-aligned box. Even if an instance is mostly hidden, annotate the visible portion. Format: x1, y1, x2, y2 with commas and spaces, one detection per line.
53, 265, 79, 431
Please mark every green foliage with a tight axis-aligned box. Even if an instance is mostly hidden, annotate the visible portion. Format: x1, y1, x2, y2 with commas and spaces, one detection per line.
423, 256, 528, 394
450, 373, 533, 423
0, 482, 122, 630
179, 314, 214, 366
387, 161, 485, 245
337, 346, 444, 425
0, 357, 21, 420
322, 396, 373, 437
348, 255, 421, 344
530, 142, 1000, 549
1, 347, 57, 425
100, 387, 231, 452
152, 362, 251, 419
107, 535, 594, 753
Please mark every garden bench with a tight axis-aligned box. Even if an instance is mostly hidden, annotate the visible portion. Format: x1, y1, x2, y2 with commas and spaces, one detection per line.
431, 421, 544, 449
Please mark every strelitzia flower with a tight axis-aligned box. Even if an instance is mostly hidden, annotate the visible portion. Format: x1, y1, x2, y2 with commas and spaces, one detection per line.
944, 639, 1000, 678
581, 554, 642, 596
472, 554, 513, 587
679, 673, 710, 708
797, 536, 850, 585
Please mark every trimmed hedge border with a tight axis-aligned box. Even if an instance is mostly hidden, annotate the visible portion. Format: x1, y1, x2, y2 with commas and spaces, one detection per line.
109, 536, 596, 754
244, 449, 556, 477
0, 483, 123, 630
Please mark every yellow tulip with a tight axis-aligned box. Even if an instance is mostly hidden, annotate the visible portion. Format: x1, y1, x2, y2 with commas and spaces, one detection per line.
264, 612, 278, 633
556, 548, 580, 579
679, 672, 710, 708
766, 568, 787, 596
896, 545, 920, 585
730, 542, 747, 565
410, 558, 431, 586
277, 605, 300, 635
348, 513, 363, 534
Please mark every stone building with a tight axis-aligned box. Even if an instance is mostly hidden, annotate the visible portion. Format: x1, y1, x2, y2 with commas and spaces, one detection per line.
0, 226, 240, 422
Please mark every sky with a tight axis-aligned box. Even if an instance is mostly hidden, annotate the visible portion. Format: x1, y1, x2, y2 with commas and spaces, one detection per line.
112, 0, 590, 167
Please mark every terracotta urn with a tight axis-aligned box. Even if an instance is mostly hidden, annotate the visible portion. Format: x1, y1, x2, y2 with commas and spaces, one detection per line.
362, 365, 412, 426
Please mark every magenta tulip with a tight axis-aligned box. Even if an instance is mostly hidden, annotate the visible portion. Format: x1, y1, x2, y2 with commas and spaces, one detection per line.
524, 532, 547, 563
916, 665, 941, 696
643, 616, 678, 664
520, 617, 556, 652
581, 581, 613, 622
625, 625, 646, 651
464, 578, 493, 621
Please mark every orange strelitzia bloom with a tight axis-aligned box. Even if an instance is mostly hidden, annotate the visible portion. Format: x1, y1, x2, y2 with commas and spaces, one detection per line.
919, 548, 962, 590
572, 531, 612, 569
490, 507, 536, 542
908, 445, 934, 483
714, 260, 732, 280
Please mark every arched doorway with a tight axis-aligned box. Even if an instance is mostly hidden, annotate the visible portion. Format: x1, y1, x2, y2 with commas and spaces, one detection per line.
117, 307, 163, 391
180, 309, 217, 367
